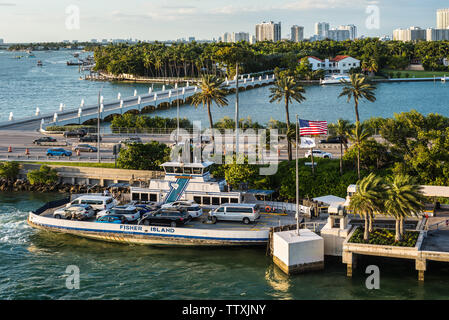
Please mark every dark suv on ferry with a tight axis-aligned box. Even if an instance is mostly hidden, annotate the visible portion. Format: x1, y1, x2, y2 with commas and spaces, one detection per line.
138, 209, 191, 227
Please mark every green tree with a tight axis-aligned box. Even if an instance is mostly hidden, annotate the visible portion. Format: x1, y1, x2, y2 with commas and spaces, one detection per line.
348, 122, 371, 179
191, 75, 229, 131
223, 156, 258, 189
269, 74, 306, 161
385, 175, 425, 241
339, 73, 377, 123
117, 142, 170, 170
0, 161, 20, 181
349, 173, 386, 241
27, 165, 58, 185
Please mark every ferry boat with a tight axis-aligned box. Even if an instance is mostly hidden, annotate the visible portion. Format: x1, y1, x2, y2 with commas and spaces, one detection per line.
320, 74, 350, 85
27, 161, 297, 246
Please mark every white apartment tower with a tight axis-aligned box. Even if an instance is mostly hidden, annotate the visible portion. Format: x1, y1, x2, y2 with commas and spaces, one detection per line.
291, 25, 304, 42
255, 21, 282, 42
393, 27, 426, 42
315, 22, 330, 38
437, 9, 449, 29
233, 32, 250, 43
338, 25, 357, 40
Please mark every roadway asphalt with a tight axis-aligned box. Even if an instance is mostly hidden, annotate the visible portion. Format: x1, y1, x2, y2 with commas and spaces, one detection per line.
0, 129, 343, 163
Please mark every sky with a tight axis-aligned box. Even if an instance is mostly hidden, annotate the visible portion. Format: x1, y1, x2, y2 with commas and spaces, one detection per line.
0, 0, 447, 42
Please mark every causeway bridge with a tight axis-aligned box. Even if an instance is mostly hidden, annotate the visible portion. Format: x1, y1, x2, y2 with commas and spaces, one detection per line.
0, 75, 275, 131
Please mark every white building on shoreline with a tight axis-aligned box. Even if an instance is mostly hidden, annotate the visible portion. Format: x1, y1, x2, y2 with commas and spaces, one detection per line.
307, 55, 360, 75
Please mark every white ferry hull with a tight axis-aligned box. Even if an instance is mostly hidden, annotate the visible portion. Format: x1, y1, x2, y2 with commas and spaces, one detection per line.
27, 212, 269, 246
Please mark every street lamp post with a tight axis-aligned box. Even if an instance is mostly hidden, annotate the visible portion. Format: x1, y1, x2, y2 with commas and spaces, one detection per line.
296, 114, 300, 235
97, 85, 104, 163
234, 64, 239, 155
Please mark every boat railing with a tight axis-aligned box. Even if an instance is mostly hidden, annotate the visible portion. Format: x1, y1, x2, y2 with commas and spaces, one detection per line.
32, 197, 71, 215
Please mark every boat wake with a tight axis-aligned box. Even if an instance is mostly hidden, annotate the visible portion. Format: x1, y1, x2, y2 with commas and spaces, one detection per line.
0, 209, 31, 245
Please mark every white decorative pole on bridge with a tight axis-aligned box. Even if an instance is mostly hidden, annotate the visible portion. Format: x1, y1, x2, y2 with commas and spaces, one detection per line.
117, 92, 121, 100
59, 103, 64, 112
8, 112, 13, 121
100, 103, 104, 113
53, 113, 58, 123
120, 100, 124, 114
35, 107, 40, 116
186, 81, 189, 88
78, 107, 82, 117
149, 87, 152, 94
134, 90, 137, 97
80, 99, 85, 107
137, 96, 141, 112
100, 96, 104, 103
154, 93, 158, 101
162, 85, 166, 92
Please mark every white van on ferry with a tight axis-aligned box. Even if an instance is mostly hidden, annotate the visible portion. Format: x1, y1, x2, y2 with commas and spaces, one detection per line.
67, 195, 117, 211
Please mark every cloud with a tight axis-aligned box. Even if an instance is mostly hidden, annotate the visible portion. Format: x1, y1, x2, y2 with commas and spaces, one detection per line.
0, 2, 16, 6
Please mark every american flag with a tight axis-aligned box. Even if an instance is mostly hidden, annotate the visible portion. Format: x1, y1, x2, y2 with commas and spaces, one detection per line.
299, 119, 328, 136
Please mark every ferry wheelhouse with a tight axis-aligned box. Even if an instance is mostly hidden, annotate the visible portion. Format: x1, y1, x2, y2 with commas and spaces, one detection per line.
130, 161, 257, 206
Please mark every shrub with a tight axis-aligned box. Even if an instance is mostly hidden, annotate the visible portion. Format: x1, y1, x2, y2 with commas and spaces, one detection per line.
116, 141, 170, 170
349, 228, 418, 247
0, 161, 20, 180
27, 165, 58, 185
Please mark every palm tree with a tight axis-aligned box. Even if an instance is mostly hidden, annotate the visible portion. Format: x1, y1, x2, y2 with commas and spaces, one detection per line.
348, 122, 371, 180
191, 75, 228, 132
333, 119, 352, 175
339, 73, 377, 123
349, 173, 386, 241
385, 175, 425, 241
269, 75, 306, 161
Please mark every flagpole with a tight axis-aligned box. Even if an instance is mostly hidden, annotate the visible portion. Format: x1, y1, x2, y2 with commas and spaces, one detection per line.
296, 114, 299, 235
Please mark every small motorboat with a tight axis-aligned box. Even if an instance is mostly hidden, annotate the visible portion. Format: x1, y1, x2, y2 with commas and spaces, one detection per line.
320, 74, 350, 85
37, 60, 43, 67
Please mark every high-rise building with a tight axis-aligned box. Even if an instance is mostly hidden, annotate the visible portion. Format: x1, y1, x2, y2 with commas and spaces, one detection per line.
222, 32, 232, 43
291, 25, 304, 42
314, 22, 330, 38
255, 21, 281, 42
426, 28, 449, 41
437, 8, 449, 29
0, 39, 4, 45
250, 35, 256, 44
338, 25, 357, 40
233, 32, 250, 42
328, 29, 350, 41
393, 27, 426, 42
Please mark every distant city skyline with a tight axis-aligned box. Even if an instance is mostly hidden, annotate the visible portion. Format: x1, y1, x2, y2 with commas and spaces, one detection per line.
0, 1, 447, 43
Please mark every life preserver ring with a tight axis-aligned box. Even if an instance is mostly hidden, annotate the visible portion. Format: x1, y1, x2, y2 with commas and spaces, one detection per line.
265, 206, 272, 213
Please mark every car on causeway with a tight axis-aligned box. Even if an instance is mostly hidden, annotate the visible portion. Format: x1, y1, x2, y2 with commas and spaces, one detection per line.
63, 129, 87, 138
96, 205, 142, 222
33, 136, 57, 145
305, 149, 333, 159
138, 209, 191, 227
161, 200, 203, 219
47, 148, 72, 157
73, 144, 97, 153
119, 137, 142, 145
209, 203, 260, 224
79, 135, 102, 143
96, 214, 126, 224
53, 204, 95, 220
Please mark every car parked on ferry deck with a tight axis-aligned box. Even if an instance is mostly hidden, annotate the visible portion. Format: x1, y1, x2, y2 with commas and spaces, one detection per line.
67, 195, 117, 211
53, 204, 95, 220
96, 205, 143, 222
138, 209, 191, 227
161, 201, 203, 219
209, 203, 260, 224
96, 214, 126, 224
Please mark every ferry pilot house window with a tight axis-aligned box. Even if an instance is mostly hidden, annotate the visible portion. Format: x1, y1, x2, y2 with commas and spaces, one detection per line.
174, 167, 183, 173
165, 166, 174, 173
132, 193, 140, 201
212, 197, 220, 205
194, 196, 201, 204
150, 194, 157, 202
140, 193, 148, 202
202, 197, 211, 205
193, 167, 202, 175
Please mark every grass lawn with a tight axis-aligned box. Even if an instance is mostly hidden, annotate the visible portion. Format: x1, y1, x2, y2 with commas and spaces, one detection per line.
349, 227, 419, 247
21, 161, 117, 169
381, 69, 449, 78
